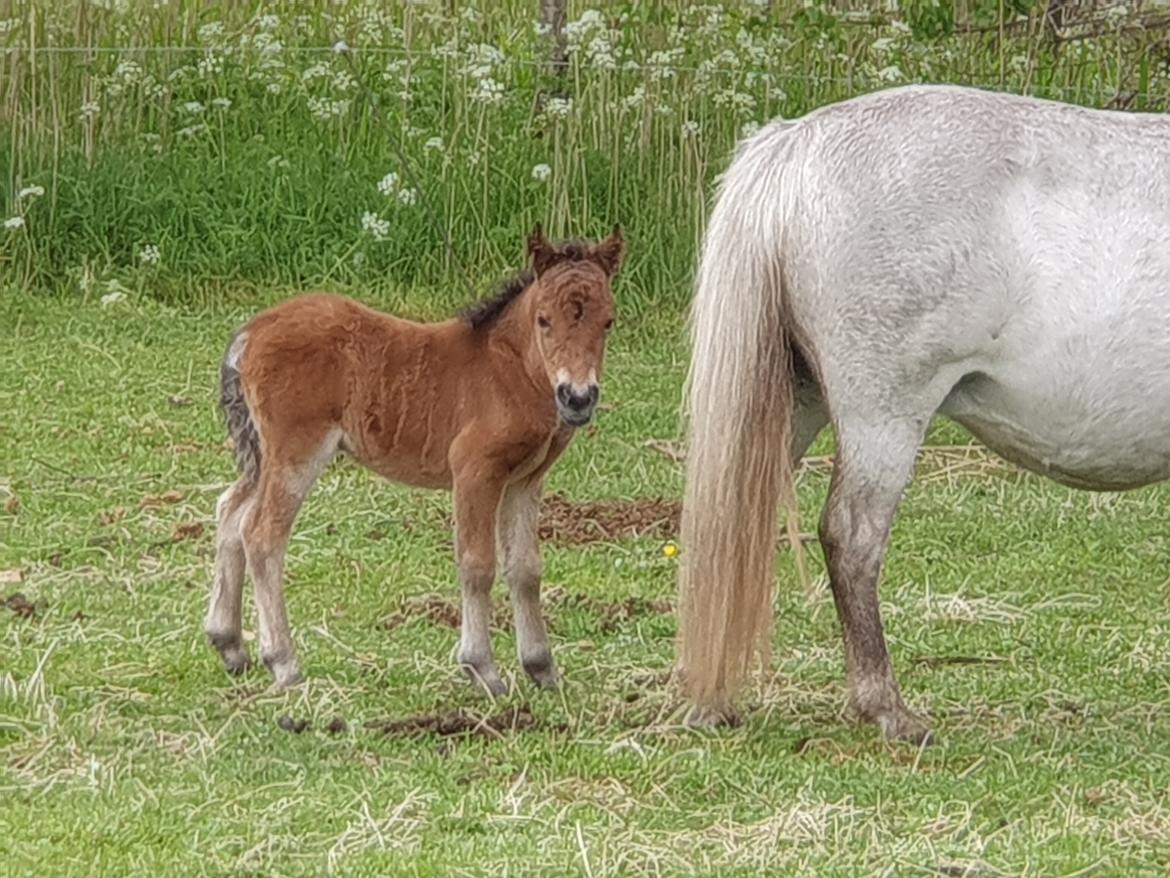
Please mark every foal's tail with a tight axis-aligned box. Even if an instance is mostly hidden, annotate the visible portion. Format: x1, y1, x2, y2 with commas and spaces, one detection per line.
678, 126, 801, 719
220, 330, 261, 487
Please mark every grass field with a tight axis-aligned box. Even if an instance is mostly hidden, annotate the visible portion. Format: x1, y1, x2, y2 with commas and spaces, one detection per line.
4, 290, 1170, 876
6, 1, 1170, 875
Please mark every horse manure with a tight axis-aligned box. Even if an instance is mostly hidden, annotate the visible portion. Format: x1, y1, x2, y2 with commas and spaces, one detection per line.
277, 714, 310, 734
325, 716, 348, 735
3, 592, 36, 619
366, 704, 537, 739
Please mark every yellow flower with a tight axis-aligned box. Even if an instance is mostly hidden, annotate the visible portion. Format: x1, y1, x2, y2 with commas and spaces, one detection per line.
662, 542, 679, 558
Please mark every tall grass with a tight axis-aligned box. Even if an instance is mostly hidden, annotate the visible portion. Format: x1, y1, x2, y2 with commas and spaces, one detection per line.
2, 0, 1168, 312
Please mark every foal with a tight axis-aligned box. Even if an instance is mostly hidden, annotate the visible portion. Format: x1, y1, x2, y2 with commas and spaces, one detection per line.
206, 225, 623, 693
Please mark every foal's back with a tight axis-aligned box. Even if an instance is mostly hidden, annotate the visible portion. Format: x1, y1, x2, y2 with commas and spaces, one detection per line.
238, 292, 473, 488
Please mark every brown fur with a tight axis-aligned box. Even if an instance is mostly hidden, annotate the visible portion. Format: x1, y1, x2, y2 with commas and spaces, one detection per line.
206, 225, 624, 692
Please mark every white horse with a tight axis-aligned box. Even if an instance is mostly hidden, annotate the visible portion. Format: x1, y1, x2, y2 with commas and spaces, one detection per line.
678, 84, 1170, 743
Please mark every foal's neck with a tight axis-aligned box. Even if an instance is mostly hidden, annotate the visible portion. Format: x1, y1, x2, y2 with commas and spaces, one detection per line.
481, 287, 546, 388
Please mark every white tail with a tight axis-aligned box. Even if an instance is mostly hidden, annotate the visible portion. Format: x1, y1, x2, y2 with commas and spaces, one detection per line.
678, 127, 801, 718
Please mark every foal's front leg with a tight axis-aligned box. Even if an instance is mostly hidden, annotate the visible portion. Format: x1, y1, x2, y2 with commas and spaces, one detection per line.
498, 480, 558, 688
451, 468, 509, 696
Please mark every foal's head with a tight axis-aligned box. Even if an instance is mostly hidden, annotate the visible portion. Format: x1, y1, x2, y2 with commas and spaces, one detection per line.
526, 224, 623, 427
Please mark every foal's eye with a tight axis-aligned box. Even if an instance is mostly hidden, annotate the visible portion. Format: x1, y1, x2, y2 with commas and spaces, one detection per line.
604, 319, 614, 331
537, 316, 551, 330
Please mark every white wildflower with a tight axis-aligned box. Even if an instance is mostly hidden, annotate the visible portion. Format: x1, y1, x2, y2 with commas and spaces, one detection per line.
197, 21, 225, 43
4, 216, 25, 230
197, 53, 224, 77
79, 101, 100, 119
531, 163, 552, 182
257, 14, 280, 30
871, 37, 895, 55
177, 123, 207, 138
307, 96, 349, 120
211, 97, 232, 110
740, 121, 761, 139
377, 172, 399, 196
361, 211, 390, 241
470, 77, 504, 105
877, 65, 904, 83
301, 63, 330, 82
544, 97, 572, 119
138, 243, 161, 265
266, 82, 282, 95
100, 290, 126, 307
114, 60, 142, 81
331, 70, 356, 92
424, 136, 444, 151
397, 188, 418, 206
183, 101, 205, 114
681, 120, 700, 137
18, 185, 45, 201
332, 40, 350, 55
622, 86, 646, 109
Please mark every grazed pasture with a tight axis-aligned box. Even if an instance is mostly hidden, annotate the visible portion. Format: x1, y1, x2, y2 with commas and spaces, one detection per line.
3, 295, 1170, 875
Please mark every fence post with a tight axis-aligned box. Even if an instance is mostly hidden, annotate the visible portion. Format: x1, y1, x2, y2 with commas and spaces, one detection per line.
540, 0, 568, 78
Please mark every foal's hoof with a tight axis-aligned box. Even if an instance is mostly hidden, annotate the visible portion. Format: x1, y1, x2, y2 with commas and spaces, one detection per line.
462, 665, 509, 697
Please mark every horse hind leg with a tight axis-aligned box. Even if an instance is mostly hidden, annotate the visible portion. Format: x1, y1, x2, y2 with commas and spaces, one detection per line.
206, 479, 256, 674
819, 414, 934, 744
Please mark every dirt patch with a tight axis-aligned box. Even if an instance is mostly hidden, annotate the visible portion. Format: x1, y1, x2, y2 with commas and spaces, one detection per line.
171, 521, 205, 542
538, 493, 680, 546
366, 704, 539, 739
3, 592, 36, 619
378, 588, 673, 634
379, 594, 463, 631
545, 586, 673, 633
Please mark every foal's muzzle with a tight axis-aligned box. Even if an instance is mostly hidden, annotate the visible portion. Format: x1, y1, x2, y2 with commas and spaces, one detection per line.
556, 382, 600, 427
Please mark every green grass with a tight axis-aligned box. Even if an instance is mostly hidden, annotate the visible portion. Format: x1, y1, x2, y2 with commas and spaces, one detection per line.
4, 290, 1170, 876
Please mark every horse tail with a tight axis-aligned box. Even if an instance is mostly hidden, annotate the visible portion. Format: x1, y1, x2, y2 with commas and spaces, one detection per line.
678, 124, 802, 720
220, 330, 261, 487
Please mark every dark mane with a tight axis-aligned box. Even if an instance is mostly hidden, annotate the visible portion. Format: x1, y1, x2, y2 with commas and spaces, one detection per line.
459, 240, 593, 331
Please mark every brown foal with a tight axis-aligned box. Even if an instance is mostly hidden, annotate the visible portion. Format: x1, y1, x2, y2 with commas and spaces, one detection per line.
206, 225, 624, 693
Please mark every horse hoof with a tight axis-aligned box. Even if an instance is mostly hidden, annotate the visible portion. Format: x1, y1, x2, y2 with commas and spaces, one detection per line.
686, 703, 741, 729
877, 710, 934, 746
276, 670, 305, 689
223, 650, 253, 676
522, 655, 560, 690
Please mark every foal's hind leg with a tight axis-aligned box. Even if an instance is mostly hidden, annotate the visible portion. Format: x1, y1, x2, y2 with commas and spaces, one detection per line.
819, 416, 933, 744
242, 437, 337, 688
206, 479, 256, 674
498, 480, 558, 689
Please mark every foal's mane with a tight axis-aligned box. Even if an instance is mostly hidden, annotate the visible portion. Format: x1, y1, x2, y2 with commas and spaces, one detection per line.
460, 239, 594, 331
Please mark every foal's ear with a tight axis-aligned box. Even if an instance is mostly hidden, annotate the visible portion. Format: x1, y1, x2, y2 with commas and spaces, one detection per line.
589, 224, 625, 277
527, 223, 559, 275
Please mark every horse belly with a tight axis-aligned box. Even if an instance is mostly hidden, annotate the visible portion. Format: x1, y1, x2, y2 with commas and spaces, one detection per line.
941, 359, 1170, 491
